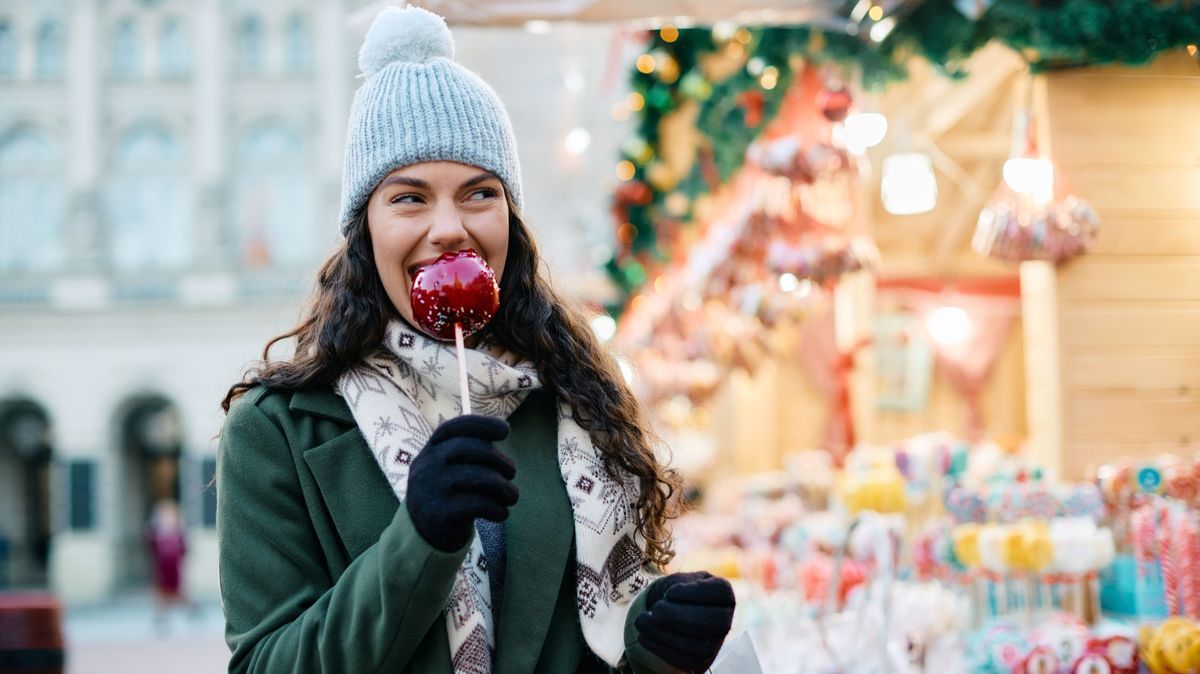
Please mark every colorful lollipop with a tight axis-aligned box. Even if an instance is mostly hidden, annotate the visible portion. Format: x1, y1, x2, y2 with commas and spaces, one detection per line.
410, 249, 500, 414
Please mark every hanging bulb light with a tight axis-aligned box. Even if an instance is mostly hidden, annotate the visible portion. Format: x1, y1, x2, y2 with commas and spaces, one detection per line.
1002, 110, 1055, 206
927, 305, 971, 345
842, 111, 888, 153
881, 153, 938, 215
1002, 157, 1054, 204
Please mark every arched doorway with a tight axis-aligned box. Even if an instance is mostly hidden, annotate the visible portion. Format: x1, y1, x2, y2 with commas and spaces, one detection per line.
114, 394, 183, 589
0, 398, 53, 588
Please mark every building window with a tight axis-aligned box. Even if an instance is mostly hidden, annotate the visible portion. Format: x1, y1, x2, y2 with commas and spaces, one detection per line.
0, 20, 16, 79
111, 17, 139, 78
234, 124, 317, 268
283, 13, 310, 74
108, 125, 190, 272
68, 460, 96, 531
35, 19, 64, 79
236, 15, 264, 75
0, 128, 64, 273
158, 16, 188, 78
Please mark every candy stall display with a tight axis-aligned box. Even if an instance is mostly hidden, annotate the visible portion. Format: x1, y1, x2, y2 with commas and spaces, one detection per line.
675, 433, 1200, 672
1086, 457, 1200, 627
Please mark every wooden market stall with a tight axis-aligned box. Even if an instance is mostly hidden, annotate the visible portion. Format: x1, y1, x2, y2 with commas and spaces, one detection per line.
1024, 52, 1200, 479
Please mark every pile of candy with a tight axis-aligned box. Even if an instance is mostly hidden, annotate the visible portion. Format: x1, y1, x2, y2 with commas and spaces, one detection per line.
945, 482, 1105, 525
1141, 616, 1200, 674
951, 518, 1115, 577
970, 614, 1137, 674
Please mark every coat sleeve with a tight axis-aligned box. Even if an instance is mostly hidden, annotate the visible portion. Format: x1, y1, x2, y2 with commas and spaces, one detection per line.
217, 395, 469, 674
622, 580, 682, 674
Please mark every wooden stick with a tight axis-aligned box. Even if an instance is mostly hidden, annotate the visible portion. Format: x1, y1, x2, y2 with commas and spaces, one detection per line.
454, 322, 471, 415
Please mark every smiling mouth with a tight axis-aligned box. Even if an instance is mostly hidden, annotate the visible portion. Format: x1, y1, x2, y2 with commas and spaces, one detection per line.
408, 249, 482, 280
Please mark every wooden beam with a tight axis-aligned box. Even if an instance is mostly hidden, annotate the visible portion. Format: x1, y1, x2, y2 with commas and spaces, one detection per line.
920, 54, 1025, 139
937, 131, 1010, 158
883, 45, 1024, 140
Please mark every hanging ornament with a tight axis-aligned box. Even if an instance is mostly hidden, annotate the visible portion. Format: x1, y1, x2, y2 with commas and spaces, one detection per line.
679, 70, 713, 101
645, 162, 679, 191
738, 90, 765, 128
973, 107, 1099, 265
972, 194, 1099, 265
818, 85, 853, 123
749, 135, 851, 183
656, 54, 680, 84
613, 179, 654, 207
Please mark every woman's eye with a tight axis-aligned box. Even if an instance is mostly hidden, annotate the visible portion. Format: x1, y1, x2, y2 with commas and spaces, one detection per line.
391, 193, 424, 205
467, 188, 498, 201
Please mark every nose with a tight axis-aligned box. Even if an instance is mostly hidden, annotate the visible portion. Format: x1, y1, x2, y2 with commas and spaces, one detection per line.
427, 203, 470, 249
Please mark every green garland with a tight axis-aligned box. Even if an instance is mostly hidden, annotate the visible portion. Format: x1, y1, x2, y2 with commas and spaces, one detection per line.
607, 26, 895, 300
893, 0, 1200, 74
607, 0, 1200, 305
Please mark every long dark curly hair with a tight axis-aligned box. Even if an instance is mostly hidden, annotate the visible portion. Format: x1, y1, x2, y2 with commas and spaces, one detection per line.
222, 197, 680, 567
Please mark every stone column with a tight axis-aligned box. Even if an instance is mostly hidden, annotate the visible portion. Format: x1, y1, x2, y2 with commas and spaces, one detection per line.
317, 0, 350, 242
62, 0, 104, 272
190, 0, 230, 270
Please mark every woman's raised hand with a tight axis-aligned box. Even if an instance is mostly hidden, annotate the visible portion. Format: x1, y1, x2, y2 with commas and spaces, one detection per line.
405, 415, 517, 552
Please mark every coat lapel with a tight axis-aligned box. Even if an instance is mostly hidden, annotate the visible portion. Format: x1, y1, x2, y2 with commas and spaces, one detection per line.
296, 391, 399, 562
495, 390, 574, 673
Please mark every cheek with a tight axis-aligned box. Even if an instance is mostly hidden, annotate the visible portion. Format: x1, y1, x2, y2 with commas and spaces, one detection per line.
370, 229, 417, 309
478, 212, 510, 276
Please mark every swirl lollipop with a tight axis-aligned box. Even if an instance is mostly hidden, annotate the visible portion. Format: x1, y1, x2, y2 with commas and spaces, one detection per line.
410, 249, 500, 413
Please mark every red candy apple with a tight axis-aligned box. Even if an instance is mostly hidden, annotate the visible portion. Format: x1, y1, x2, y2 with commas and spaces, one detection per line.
410, 249, 500, 341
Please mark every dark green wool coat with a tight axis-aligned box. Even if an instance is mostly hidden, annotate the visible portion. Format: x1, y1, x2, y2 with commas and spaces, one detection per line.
217, 385, 676, 674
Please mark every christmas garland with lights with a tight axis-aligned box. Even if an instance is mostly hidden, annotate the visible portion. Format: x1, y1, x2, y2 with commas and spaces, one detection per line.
606, 0, 1199, 303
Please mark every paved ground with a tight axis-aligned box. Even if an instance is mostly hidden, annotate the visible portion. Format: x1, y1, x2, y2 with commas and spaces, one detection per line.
63, 593, 229, 674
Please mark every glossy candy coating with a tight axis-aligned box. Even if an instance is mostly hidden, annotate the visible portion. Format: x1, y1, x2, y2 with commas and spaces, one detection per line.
410, 249, 500, 341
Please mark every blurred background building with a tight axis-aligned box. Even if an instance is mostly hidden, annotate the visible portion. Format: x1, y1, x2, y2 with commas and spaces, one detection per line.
0, 0, 626, 603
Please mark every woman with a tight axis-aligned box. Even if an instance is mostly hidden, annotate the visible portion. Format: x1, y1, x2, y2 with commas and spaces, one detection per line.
145, 499, 192, 630
217, 7, 735, 673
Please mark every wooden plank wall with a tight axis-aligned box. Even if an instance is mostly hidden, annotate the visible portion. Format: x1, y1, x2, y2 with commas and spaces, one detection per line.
1041, 53, 1200, 479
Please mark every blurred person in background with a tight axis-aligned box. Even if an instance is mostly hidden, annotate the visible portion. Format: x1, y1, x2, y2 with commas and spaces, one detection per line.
215, 6, 736, 674
144, 498, 195, 632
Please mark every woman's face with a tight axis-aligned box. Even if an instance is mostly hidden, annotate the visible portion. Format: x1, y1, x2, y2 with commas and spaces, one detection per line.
366, 161, 510, 338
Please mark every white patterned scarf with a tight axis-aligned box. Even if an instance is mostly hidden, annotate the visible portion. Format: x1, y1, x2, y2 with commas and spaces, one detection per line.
335, 321, 651, 673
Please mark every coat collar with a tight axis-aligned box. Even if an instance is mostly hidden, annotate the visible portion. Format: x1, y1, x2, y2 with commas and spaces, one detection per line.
290, 387, 356, 425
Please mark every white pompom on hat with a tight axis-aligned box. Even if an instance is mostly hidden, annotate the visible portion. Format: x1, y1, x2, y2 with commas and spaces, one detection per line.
339, 6, 523, 234
357, 6, 453, 75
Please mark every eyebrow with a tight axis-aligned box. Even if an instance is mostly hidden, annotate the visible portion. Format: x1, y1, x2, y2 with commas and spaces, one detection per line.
378, 172, 498, 191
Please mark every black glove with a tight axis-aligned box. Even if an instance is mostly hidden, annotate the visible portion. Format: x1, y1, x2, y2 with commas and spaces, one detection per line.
405, 415, 518, 552
634, 571, 736, 673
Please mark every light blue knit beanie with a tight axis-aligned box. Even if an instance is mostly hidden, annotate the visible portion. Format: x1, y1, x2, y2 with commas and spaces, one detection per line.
339, 6, 523, 234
